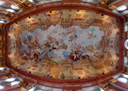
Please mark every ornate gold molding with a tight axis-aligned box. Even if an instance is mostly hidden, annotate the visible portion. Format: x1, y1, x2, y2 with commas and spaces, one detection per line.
97, 3, 111, 12
98, 77, 111, 83
123, 51, 125, 56
109, 78, 117, 83
0, 24, 3, 28
15, 0, 34, 10
109, 5, 117, 10
109, 89, 115, 91
102, 83, 108, 87
100, 0, 110, 5
5, 18, 9, 21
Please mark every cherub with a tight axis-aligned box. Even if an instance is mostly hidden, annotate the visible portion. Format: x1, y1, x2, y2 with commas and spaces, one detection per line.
88, 28, 97, 39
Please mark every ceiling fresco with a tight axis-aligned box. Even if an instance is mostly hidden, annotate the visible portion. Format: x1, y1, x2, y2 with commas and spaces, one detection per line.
8, 9, 119, 79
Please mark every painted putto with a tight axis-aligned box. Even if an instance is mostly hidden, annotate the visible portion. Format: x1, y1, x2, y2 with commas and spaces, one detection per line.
8, 10, 119, 79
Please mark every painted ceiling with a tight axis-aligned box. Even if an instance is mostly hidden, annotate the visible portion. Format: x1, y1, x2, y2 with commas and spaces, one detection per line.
8, 9, 119, 79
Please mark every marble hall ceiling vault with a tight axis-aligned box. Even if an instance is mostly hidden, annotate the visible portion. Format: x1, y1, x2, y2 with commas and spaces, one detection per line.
0, 0, 127, 91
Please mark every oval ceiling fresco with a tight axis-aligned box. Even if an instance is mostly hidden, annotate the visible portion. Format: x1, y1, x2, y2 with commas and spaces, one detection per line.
8, 9, 119, 79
